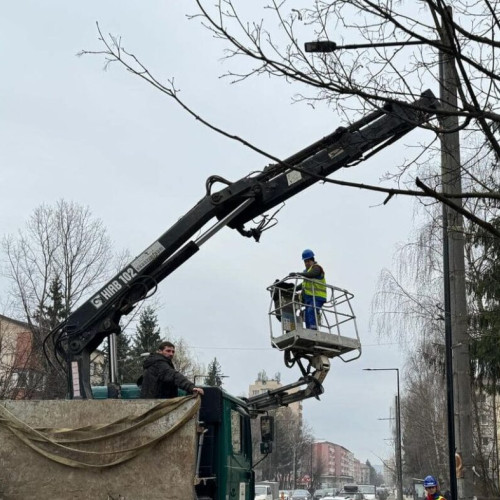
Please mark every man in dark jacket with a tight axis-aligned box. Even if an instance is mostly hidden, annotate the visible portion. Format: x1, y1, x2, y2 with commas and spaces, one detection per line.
139, 341, 204, 399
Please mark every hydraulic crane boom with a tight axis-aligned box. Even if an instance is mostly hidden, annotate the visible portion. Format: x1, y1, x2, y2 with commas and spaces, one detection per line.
48, 91, 437, 400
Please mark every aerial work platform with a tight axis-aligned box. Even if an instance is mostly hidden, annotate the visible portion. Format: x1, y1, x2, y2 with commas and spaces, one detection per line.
268, 276, 361, 362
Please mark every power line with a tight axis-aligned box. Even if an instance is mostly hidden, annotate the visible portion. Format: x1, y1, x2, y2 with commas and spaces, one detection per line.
187, 342, 400, 351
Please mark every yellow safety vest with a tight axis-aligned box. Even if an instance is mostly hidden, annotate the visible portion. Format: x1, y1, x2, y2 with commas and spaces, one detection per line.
302, 263, 327, 299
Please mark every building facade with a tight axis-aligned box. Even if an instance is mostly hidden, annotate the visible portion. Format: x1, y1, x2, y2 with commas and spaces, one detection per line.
0, 313, 107, 398
248, 370, 302, 418
313, 440, 355, 489
0, 314, 44, 399
353, 460, 371, 484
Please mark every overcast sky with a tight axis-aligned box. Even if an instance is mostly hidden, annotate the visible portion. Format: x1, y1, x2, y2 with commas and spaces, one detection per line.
0, 1, 434, 466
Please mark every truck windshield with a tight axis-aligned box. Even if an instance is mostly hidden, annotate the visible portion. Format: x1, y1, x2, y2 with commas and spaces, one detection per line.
255, 486, 268, 495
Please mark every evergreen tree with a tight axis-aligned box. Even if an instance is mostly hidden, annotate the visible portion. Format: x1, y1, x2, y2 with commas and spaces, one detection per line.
126, 306, 163, 382
116, 332, 131, 367
205, 357, 224, 387
366, 460, 378, 486
132, 305, 162, 355
35, 275, 67, 331
116, 332, 133, 384
44, 276, 68, 328
469, 219, 500, 391
32, 276, 69, 398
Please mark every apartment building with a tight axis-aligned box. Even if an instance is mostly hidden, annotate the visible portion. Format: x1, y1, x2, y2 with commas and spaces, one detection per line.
313, 440, 355, 488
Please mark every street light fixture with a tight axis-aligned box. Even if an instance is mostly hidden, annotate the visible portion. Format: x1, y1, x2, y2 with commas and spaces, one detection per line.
364, 368, 403, 500
304, 40, 426, 53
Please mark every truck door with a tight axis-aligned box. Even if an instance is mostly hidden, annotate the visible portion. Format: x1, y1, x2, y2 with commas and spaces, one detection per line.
227, 406, 253, 500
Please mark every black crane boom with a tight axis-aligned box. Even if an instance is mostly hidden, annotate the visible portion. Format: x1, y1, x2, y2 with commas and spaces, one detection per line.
48, 90, 437, 400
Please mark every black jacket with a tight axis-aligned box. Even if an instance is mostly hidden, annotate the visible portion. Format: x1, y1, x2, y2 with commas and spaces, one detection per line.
139, 353, 195, 399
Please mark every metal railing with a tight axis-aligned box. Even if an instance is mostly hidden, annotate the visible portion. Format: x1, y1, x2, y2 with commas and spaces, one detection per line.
267, 275, 360, 361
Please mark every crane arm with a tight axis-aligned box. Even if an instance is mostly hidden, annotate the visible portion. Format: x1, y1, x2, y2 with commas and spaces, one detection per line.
49, 91, 437, 399
245, 354, 331, 413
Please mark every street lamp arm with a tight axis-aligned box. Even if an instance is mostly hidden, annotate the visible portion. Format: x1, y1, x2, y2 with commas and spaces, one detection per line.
305, 40, 428, 53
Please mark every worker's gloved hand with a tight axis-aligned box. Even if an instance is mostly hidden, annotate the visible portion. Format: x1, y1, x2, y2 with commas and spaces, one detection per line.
289, 272, 299, 277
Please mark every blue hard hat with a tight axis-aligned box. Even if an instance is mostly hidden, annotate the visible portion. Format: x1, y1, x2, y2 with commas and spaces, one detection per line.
302, 249, 315, 260
423, 476, 438, 488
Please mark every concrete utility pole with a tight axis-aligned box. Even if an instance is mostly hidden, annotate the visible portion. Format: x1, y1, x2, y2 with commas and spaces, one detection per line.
395, 393, 403, 500
439, 7, 474, 500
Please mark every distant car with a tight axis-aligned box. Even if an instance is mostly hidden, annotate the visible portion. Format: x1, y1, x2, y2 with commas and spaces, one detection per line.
322, 490, 336, 498
291, 490, 312, 500
358, 485, 377, 500
255, 484, 273, 500
313, 489, 325, 500
331, 492, 365, 500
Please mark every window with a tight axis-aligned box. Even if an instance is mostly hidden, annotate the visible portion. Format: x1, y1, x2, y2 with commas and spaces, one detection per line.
231, 410, 242, 454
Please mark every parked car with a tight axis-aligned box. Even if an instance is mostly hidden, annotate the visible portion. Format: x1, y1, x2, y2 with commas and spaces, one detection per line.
358, 485, 376, 500
313, 489, 325, 500
291, 489, 312, 500
279, 491, 292, 500
322, 490, 336, 498
322, 488, 338, 498
255, 483, 273, 500
330, 492, 365, 500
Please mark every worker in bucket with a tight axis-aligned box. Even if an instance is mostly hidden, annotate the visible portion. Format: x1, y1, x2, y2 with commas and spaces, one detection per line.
290, 249, 327, 330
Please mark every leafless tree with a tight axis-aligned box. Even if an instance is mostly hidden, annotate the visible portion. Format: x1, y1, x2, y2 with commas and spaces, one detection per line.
1, 199, 117, 398
371, 202, 445, 347
372, 195, 500, 493
250, 405, 313, 488
401, 348, 448, 485
3, 200, 113, 317
189, 0, 500, 153
470, 390, 499, 497
76, 1, 500, 238
161, 334, 205, 383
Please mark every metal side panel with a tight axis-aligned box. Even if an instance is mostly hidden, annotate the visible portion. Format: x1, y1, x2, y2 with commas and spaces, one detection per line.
0, 399, 198, 500
272, 329, 361, 356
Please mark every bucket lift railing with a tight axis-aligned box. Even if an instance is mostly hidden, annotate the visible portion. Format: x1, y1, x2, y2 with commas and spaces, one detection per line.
267, 275, 361, 363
